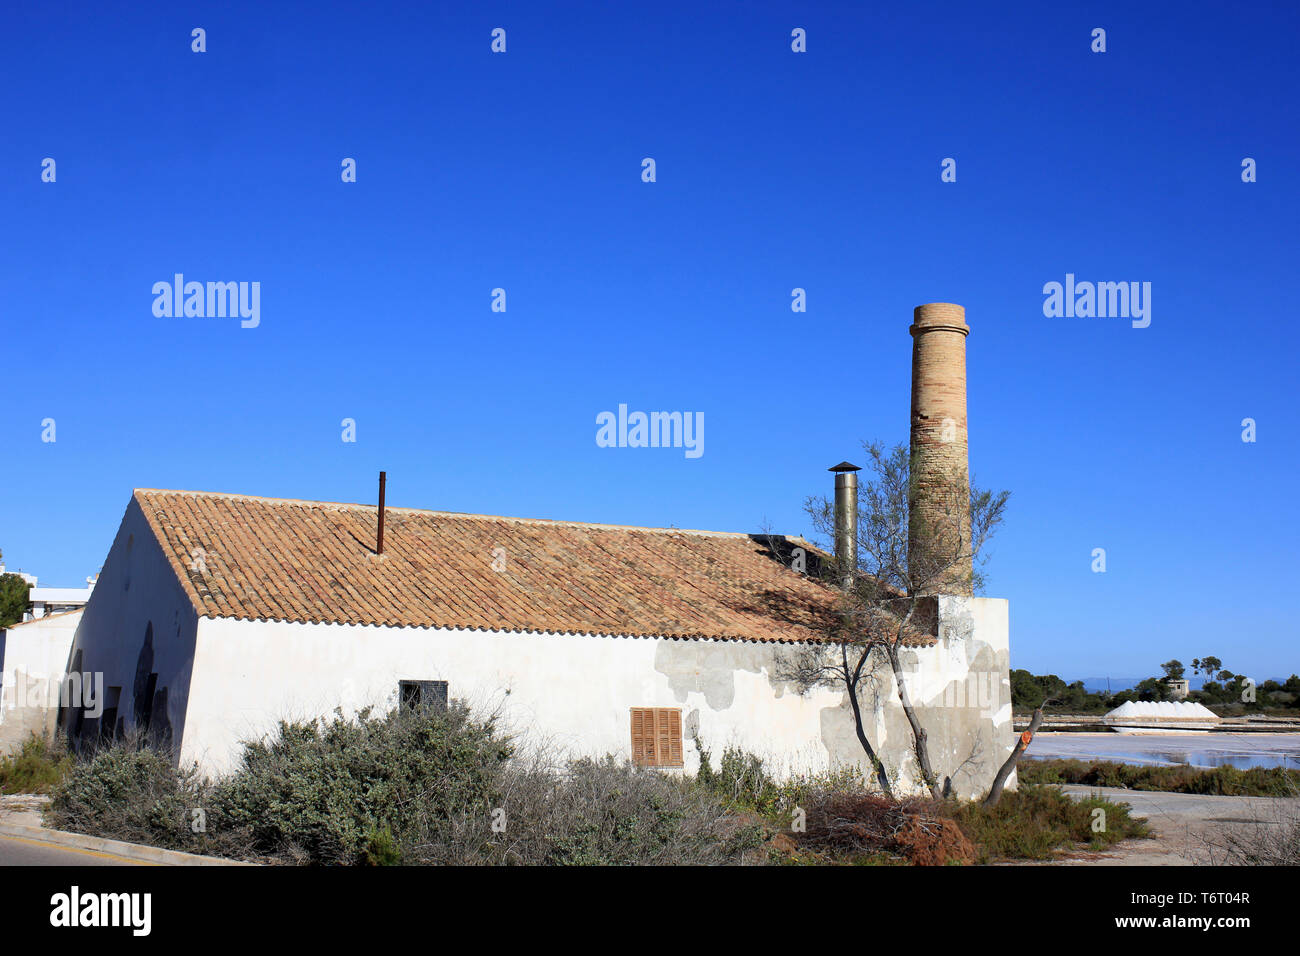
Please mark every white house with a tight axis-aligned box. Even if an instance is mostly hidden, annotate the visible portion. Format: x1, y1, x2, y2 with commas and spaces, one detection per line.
50, 485, 1012, 796
48, 302, 1016, 796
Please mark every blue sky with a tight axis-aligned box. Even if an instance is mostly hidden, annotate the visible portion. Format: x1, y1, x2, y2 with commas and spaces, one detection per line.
2, 1, 1296, 681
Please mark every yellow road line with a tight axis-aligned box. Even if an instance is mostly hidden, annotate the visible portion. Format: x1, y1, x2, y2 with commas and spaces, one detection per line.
0, 832, 154, 865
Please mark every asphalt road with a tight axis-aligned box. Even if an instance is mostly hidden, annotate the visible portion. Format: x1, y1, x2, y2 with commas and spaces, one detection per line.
0, 833, 148, 866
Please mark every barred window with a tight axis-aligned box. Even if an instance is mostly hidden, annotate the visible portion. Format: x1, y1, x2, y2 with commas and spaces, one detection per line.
399, 680, 448, 712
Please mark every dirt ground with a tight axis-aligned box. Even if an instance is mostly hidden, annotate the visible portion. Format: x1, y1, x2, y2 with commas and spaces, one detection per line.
1051, 785, 1299, 865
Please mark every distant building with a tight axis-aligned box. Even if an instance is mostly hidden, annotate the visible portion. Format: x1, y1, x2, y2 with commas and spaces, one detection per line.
28, 581, 96, 621
1164, 677, 1190, 700
0, 565, 97, 751
0, 563, 98, 621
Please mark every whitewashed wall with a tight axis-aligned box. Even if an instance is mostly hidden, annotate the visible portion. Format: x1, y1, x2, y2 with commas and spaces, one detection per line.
0, 609, 81, 753
182, 598, 1013, 796
62, 499, 201, 749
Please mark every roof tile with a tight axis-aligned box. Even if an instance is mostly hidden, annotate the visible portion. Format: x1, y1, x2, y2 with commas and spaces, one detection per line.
131, 488, 930, 645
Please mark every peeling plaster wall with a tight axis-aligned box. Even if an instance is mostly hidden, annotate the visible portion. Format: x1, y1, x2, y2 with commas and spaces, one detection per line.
867, 596, 1015, 798
655, 595, 1013, 797
180, 596, 1012, 797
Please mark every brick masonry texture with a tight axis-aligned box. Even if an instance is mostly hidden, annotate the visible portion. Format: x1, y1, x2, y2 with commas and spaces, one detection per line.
909, 303, 973, 595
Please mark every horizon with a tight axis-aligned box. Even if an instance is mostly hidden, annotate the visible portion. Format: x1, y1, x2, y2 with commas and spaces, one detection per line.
2, 1, 1296, 680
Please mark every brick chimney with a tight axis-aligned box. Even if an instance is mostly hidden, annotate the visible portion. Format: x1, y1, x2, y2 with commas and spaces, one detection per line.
908, 302, 972, 595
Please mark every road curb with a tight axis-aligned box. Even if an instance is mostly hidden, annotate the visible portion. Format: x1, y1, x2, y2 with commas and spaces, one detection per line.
0, 821, 257, 866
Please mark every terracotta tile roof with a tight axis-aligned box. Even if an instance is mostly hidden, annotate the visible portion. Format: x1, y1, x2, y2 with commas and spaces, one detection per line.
131, 489, 870, 644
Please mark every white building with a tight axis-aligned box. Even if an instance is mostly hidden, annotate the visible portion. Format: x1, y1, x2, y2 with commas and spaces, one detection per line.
0, 609, 83, 752
29, 302, 1016, 796
50, 486, 1012, 796
0, 563, 98, 621
0, 563, 94, 751
28, 582, 96, 621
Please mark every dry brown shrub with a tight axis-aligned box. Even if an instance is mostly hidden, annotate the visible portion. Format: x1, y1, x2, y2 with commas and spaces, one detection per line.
799, 791, 973, 865
893, 814, 975, 866
767, 832, 798, 854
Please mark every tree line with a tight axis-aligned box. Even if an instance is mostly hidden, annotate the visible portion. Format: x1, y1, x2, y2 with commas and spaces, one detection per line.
1012, 659, 1300, 713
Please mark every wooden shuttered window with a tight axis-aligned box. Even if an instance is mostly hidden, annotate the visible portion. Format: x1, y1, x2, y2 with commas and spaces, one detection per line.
630, 707, 683, 768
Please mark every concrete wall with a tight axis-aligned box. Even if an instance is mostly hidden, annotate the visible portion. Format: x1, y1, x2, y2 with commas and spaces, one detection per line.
896, 596, 1015, 796
62, 498, 201, 751
179, 595, 1013, 797
0, 610, 81, 754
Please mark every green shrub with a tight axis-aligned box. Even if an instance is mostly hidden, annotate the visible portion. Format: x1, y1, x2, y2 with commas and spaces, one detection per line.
538, 757, 765, 866
691, 745, 868, 827
404, 753, 766, 865
51, 712, 1162, 866
0, 734, 73, 794
693, 736, 716, 789
715, 746, 782, 813
1018, 758, 1300, 797
950, 784, 1149, 862
363, 825, 402, 866
44, 705, 764, 865
46, 743, 217, 852
214, 703, 512, 864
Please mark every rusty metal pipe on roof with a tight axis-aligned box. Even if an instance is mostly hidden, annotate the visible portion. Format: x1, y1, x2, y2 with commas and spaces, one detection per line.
377, 471, 387, 555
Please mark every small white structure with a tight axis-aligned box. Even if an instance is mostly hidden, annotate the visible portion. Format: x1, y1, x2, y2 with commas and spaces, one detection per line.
0, 609, 83, 753
1103, 700, 1219, 734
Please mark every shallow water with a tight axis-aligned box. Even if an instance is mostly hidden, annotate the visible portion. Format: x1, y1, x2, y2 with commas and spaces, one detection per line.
1025, 733, 1300, 771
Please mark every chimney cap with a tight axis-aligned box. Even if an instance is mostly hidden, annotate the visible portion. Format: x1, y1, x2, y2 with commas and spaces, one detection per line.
828, 461, 861, 473
910, 302, 968, 336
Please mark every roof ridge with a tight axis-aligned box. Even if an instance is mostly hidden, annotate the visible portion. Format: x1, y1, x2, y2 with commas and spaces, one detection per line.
1, 608, 84, 629
132, 488, 790, 539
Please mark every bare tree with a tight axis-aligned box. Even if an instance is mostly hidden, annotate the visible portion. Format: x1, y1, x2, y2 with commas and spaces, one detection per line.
778, 441, 1008, 799
983, 698, 1058, 807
